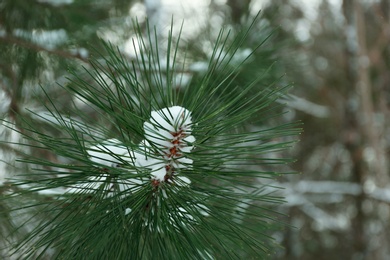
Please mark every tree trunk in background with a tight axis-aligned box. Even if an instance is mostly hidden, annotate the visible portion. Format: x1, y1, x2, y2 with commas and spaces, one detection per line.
342, 0, 367, 257
226, 0, 251, 24
343, 0, 389, 258
355, 0, 388, 186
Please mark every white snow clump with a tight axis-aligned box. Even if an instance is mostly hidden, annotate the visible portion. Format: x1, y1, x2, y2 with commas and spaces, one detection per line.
68, 106, 195, 198
135, 106, 195, 185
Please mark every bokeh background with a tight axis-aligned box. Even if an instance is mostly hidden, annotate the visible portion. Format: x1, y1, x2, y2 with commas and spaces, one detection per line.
1, 0, 389, 259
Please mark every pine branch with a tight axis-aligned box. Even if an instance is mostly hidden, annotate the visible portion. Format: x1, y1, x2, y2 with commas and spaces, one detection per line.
1, 15, 300, 259
0, 34, 89, 63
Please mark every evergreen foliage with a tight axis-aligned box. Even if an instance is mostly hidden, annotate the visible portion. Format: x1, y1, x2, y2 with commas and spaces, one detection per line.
1, 2, 300, 259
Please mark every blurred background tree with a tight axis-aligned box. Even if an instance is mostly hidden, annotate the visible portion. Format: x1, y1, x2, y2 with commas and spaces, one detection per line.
258, 0, 390, 259
1, 0, 390, 259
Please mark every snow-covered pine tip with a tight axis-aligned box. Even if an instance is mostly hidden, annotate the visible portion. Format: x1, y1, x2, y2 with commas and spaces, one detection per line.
87, 138, 128, 168
138, 106, 195, 186
68, 138, 143, 195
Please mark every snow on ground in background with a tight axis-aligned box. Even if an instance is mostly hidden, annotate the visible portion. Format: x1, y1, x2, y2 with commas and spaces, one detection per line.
13, 29, 68, 50
125, 0, 212, 57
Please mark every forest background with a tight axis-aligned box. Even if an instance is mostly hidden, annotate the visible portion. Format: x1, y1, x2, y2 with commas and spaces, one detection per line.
1, 0, 389, 259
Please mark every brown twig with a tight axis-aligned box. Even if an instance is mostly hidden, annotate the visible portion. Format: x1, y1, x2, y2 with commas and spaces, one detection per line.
0, 34, 90, 63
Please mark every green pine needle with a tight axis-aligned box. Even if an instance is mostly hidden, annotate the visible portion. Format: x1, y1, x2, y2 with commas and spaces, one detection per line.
1, 15, 301, 259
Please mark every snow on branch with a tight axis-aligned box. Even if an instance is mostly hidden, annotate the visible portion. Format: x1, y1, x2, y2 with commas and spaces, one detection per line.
278, 94, 330, 118
278, 180, 390, 205
270, 180, 390, 231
